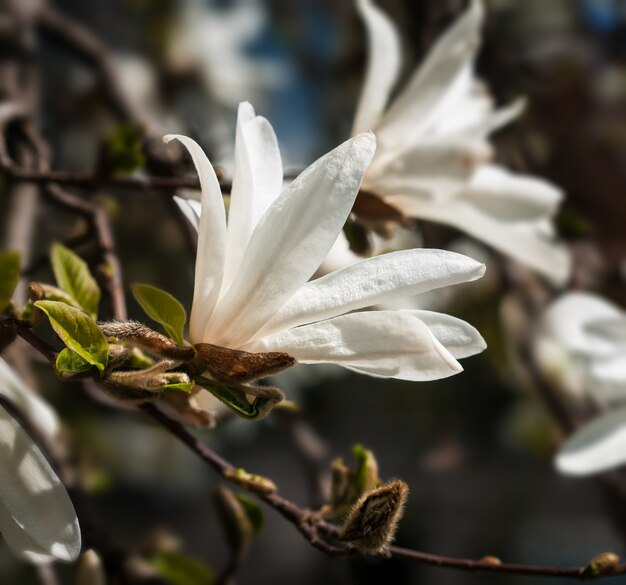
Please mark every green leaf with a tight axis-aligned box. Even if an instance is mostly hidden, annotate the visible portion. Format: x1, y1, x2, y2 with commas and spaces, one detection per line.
235, 494, 264, 536
32, 283, 85, 311
51, 242, 101, 319
56, 348, 93, 377
149, 551, 214, 585
132, 283, 186, 345
352, 443, 379, 495
35, 300, 109, 374
0, 250, 20, 312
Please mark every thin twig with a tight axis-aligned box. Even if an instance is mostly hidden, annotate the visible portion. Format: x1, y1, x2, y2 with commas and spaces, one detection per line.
141, 402, 626, 580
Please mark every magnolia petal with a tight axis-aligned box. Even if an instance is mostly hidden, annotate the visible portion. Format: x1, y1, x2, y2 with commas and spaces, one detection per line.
377, 0, 483, 148
164, 134, 227, 343
224, 102, 283, 290
371, 138, 492, 185
542, 293, 622, 356
246, 310, 463, 381
0, 359, 59, 440
556, 407, 626, 475
259, 249, 485, 336
482, 97, 526, 136
462, 165, 563, 222
410, 310, 486, 359
0, 405, 81, 563
590, 354, 626, 387
206, 132, 377, 347
388, 196, 571, 285
586, 316, 626, 344
352, 0, 402, 135
173, 195, 201, 232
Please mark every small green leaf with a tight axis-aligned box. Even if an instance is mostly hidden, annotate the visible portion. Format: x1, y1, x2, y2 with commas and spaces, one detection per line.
235, 494, 264, 536
352, 443, 380, 495
132, 283, 186, 345
163, 382, 194, 394
51, 242, 101, 319
35, 300, 108, 374
31, 283, 84, 311
56, 348, 93, 377
149, 551, 214, 585
0, 250, 20, 312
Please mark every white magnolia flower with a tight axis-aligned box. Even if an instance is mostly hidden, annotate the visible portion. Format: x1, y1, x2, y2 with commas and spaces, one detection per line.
352, 0, 570, 284
169, 0, 288, 108
168, 102, 487, 382
538, 293, 626, 475
0, 358, 81, 563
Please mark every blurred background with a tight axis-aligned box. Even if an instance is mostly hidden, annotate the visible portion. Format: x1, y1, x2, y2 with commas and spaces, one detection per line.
2, 0, 626, 583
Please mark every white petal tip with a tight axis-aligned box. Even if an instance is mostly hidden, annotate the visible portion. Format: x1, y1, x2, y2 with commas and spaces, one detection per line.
162, 134, 175, 144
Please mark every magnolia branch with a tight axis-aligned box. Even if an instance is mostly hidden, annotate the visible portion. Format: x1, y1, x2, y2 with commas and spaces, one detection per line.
141, 402, 625, 580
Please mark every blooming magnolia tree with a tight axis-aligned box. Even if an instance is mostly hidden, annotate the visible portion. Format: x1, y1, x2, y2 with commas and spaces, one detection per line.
0, 0, 625, 583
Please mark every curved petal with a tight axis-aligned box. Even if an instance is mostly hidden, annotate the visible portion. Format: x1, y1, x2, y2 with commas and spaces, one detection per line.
352, 0, 402, 135
556, 407, 626, 475
164, 135, 227, 344
462, 165, 563, 222
258, 249, 485, 336
0, 405, 81, 563
377, 0, 483, 148
542, 293, 622, 356
224, 102, 284, 290
0, 359, 59, 440
387, 195, 571, 285
173, 195, 201, 232
410, 310, 486, 359
586, 316, 626, 344
206, 132, 377, 347
245, 310, 463, 381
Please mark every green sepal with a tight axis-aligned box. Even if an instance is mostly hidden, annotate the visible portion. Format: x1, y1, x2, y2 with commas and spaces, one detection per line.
0, 250, 20, 312
131, 283, 186, 345
163, 382, 194, 394
50, 242, 101, 319
35, 300, 108, 374
196, 380, 280, 421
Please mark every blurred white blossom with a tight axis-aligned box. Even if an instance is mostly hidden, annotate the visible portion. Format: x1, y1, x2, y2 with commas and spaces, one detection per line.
168, 101, 487, 382
352, 0, 570, 284
0, 358, 81, 563
169, 0, 288, 108
537, 293, 626, 475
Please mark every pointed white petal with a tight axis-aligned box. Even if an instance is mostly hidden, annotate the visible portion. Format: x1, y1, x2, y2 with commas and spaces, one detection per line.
164, 134, 227, 344
352, 0, 402, 135
387, 196, 571, 285
542, 293, 622, 356
556, 407, 626, 475
483, 97, 526, 136
377, 0, 483, 147
224, 103, 284, 289
462, 165, 563, 222
259, 249, 485, 336
0, 359, 59, 440
245, 310, 463, 381
206, 132, 377, 347
173, 195, 201, 232
410, 310, 486, 359
0, 405, 81, 563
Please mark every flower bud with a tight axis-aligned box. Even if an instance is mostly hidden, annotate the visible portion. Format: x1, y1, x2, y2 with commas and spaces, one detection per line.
339, 480, 408, 555
225, 468, 277, 495
583, 552, 620, 577
76, 549, 106, 585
